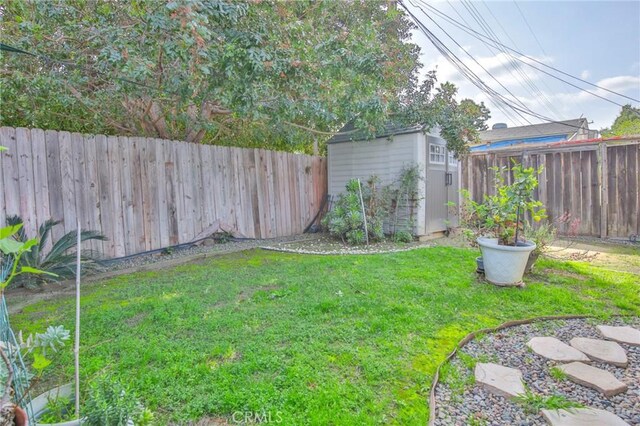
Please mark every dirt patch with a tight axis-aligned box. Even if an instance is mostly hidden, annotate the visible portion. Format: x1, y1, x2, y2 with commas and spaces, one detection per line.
539, 268, 587, 281
125, 312, 148, 327
237, 284, 281, 302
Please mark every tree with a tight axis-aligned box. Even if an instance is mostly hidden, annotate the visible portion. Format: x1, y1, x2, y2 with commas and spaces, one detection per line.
601, 105, 640, 137
393, 71, 491, 157
1, 0, 418, 152
1, 1, 489, 154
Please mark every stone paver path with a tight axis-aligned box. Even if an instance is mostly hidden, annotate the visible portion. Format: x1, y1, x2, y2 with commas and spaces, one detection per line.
597, 325, 640, 346
569, 337, 628, 367
541, 408, 630, 426
474, 362, 526, 398
527, 336, 591, 362
464, 323, 638, 425
557, 362, 628, 396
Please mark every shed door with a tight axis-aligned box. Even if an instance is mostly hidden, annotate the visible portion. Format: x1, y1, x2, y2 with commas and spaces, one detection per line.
426, 138, 448, 233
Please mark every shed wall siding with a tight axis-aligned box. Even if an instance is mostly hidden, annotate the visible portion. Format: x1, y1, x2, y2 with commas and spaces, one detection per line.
327, 133, 419, 197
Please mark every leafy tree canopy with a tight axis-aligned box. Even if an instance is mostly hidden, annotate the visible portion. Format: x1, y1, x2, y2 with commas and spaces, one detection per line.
1, 0, 489, 154
601, 105, 640, 137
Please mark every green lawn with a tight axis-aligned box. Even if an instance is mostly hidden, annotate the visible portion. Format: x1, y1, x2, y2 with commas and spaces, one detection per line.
13, 247, 640, 425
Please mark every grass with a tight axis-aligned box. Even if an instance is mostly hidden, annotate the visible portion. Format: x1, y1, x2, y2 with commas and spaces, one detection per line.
513, 389, 583, 414
11, 246, 640, 425
549, 366, 568, 381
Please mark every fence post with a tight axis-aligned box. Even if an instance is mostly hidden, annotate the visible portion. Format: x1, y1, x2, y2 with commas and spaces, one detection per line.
599, 142, 608, 239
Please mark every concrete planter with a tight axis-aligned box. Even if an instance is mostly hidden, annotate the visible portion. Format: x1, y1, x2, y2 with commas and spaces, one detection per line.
477, 237, 536, 286
31, 384, 82, 426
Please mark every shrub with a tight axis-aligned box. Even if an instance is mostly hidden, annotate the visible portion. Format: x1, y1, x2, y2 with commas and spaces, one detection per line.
460, 163, 546, 246
83, 378, 153, 426
393, 230, 414, 243
322, 179, 385, 245
6, 216, 106, 287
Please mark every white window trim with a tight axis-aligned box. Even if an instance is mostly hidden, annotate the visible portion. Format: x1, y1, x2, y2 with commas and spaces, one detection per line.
448, 151, 458, 167
430, 144, 446, 164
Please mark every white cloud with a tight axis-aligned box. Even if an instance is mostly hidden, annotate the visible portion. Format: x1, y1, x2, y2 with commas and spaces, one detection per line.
580, 70, 591, 79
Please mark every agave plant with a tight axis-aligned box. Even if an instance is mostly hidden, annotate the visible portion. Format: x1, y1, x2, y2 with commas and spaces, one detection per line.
6, 216, 106, 287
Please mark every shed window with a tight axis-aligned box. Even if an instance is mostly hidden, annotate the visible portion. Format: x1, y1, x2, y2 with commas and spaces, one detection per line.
448, 151, 458, 167
430, 144, 445, 164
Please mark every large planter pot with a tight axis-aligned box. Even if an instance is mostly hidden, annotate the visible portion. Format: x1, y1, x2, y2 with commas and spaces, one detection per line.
31, 383, 82, 426
477, 237, 536, 286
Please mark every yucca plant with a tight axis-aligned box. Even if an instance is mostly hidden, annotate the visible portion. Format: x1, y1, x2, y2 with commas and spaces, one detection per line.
6, 216, 106, 287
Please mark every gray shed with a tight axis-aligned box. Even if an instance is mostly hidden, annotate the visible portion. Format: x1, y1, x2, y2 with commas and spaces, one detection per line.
327, 124, 459, 237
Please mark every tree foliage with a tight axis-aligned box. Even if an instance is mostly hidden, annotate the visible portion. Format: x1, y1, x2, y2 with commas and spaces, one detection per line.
394, 70, 490, 157
601, 104, 640, 137
1, 0, 489, 153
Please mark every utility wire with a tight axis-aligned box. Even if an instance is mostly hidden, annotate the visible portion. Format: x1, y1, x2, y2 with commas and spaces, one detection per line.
480, 0, 563, 117
414, 0, 534, 124
444, 1, 528, 126
401, 1, 594, 131
463, 0, 563, 119
513, 1, 549, 57
409, 3, 640, 104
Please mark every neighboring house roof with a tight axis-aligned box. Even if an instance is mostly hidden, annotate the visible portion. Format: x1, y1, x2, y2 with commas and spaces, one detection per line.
327, 121, 425, 144
478, 118, 587, 143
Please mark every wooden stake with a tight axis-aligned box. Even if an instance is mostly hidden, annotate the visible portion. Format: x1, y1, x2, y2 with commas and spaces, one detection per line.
74, 220, 81, 418
357, 179, 369, 245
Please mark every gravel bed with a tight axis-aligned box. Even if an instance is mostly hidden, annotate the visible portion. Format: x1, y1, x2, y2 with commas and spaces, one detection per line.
260, 234, 433, 255
434, 317, 640, 426
99, 234, 310, 272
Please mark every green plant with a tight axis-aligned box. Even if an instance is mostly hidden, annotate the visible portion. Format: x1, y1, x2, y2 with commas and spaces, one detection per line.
6, 216, 106, 287
38, 395, 75, 424
549, 366, 568, 381
461, 163, 546, 246
393, 230, 414, 243
83, 377, 153, 426
322, 179, 385, 245
385, 164, 423, 239
514, 388, 582, 414
525, 221, 557, 256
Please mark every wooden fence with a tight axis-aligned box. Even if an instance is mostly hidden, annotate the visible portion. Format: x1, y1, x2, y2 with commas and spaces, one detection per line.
0, 127, 327, 258
460, 138, 640, 239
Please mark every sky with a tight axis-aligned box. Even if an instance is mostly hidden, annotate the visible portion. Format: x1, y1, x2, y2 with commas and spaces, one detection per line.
403, 0, 640, 131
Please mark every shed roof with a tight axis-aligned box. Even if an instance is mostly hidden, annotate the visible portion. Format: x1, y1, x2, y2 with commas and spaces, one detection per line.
327, 121, 425, 144
478, 118, 587, 143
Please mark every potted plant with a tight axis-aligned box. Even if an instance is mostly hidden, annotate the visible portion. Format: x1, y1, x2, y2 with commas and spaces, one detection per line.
467, 163, 546, 286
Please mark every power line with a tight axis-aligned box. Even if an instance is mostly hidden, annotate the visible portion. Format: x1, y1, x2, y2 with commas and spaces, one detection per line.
513, 1, 549, 58
467, 0, 564, 119
409, 3, 640, 105
443, 1, 528, 126
413, 1, 534, 124
400, 1, 596, 131
459, 0, 563, 120
480, 0, 563, 117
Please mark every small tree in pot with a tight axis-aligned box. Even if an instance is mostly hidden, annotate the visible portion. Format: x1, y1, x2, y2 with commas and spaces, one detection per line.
468, 163, 546, 286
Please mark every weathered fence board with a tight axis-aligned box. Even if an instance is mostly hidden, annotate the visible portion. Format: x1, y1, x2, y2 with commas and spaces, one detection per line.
460, 139, 640, 239
0, 127, 327, 258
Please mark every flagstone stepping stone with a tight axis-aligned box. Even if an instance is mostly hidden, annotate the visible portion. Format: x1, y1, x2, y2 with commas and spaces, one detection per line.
569, 337, 628, 367
542, 407, 630, 425
527, 337, 590, 362
557, 362, 628, 396
597, 325, 640, 346
474, 363, 525, 398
